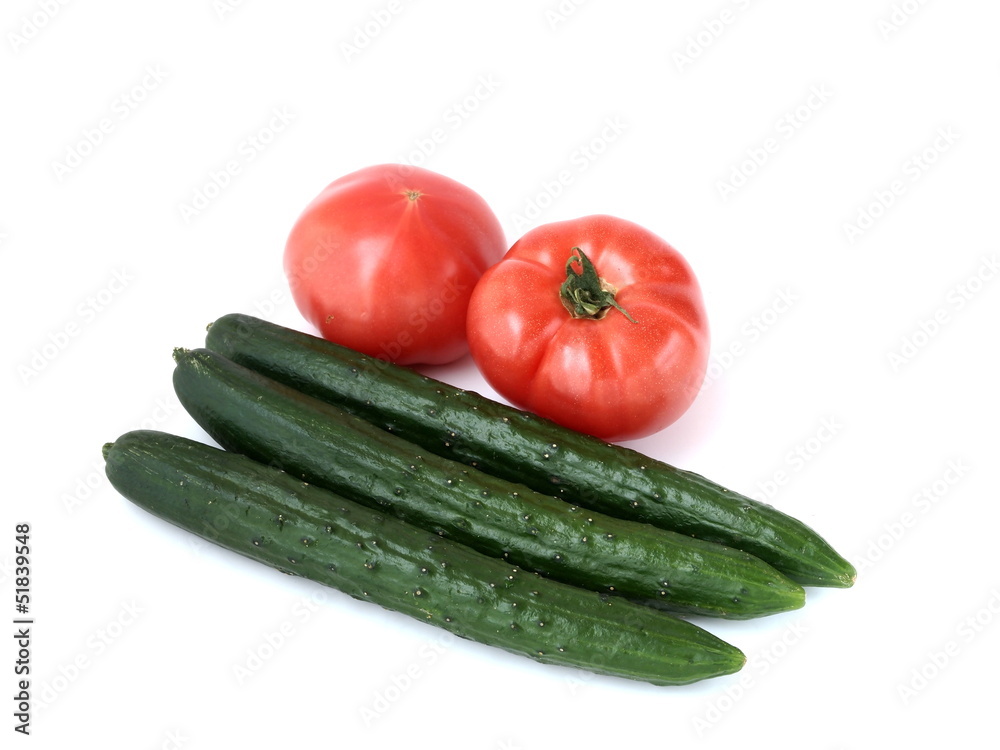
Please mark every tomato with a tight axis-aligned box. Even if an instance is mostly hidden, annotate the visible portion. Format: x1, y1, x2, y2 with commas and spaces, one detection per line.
284, 164, 506, 365
466, 215, 710, 441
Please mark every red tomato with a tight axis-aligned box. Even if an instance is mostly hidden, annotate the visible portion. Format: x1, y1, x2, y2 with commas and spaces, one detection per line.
466, 215, 710, 441
284, 164, 506, 365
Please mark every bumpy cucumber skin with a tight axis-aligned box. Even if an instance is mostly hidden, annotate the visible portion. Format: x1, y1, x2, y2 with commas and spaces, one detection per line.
104, 430, 745, 686
205, 313, 855, 588
173, 348, 804, 619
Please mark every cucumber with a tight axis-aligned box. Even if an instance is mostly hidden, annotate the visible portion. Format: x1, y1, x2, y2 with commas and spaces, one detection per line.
204, 313, 855, 588
104, 429, 746, 686
172, 347, 804, 619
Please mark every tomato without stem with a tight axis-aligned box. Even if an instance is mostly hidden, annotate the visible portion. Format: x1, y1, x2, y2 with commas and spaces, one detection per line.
284, 164, 506, 365
466, 215, 710, 442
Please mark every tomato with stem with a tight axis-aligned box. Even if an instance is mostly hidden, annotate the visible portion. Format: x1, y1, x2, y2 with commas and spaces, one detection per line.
466, 215, 709, 441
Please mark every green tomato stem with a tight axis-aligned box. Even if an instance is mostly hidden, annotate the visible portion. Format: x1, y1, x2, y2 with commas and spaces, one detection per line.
559, 247, 637, 323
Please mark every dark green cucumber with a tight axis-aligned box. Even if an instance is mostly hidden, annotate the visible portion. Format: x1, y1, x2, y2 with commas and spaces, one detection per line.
104, 429, 745, 686
204, 313, 855, 588
172, 347, 804, 619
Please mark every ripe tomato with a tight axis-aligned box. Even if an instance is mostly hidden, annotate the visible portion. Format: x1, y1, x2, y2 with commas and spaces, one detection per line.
284, 164, 506, 365
466, 215, 709, 441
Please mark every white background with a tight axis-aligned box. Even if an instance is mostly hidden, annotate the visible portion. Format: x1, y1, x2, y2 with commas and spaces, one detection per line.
4, 0, 999, 747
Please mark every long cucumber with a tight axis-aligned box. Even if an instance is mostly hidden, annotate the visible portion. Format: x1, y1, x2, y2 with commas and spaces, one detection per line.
172, 347, 805, 619
104, 429, 745, 686
204, 313, 855, 587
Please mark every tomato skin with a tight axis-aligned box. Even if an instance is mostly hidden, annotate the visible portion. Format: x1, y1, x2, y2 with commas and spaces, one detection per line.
466, 215, 710, 442
284, 164, 506, 365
